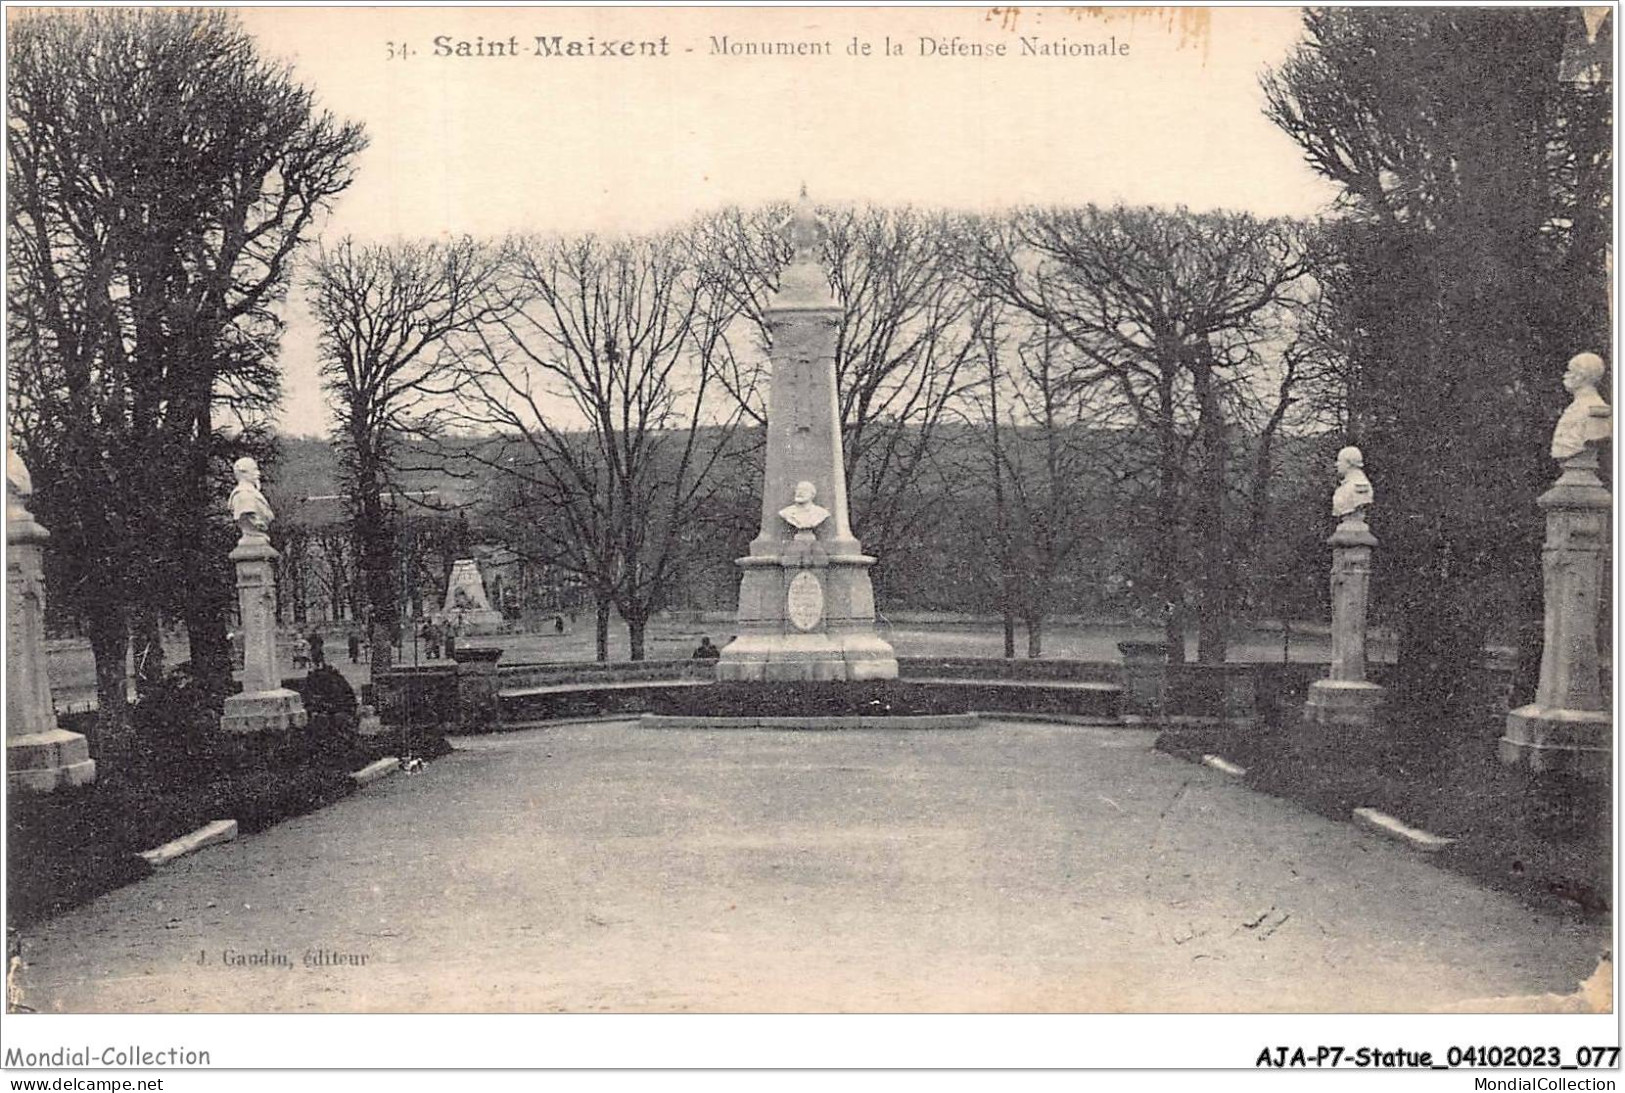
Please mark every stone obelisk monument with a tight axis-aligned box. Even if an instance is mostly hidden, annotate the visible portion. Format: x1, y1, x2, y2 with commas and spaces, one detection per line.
717, 190, 898, 682
1304, 446, 1384, 729
442, 558, 504, 631
1501, 352, 1611, 778
7, 449, 96, 793
221, 457, 307, 733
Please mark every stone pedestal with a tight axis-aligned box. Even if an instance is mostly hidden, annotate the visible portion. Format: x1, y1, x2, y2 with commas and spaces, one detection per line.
1305, 515, 1384, 729
222, 535, 306, 734
7, 457, 95, 793
1501, 449, 1611, 778
1116, 641, 1170, 719
452, 647, 503, 731
716, 199, 896, 683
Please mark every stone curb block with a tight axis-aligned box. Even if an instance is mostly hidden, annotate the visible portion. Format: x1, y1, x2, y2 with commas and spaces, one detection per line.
140, 819, 238, 867
1353, 807, 1456, 853
480, 715, 643, 733
989, 712, 1131, 727
350, 757, 402, 786
637, 713, 980, 730
1201, 754, 1248, 777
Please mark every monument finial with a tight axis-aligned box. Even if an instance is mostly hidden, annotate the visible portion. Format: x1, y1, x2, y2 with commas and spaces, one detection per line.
790, 187, 821, 263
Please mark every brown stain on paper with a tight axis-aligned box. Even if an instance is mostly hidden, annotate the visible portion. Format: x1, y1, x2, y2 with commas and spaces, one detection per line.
1435, 957, 1614, 1014
985, 6, 1212, 55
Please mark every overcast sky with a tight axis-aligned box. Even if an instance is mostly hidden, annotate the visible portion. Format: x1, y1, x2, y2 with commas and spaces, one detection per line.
236, 6, 1339, 436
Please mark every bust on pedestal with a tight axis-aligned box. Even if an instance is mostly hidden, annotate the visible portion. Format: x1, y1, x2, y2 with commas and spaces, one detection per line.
6, 448, 96, 792
716, 189, 897, 682
1304, 445, 1385, 729
221, 457, 307, 734
1501, 353, 1612, 777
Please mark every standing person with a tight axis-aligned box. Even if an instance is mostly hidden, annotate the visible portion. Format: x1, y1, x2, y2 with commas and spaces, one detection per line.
307, 628, 325, 668
348, 629, 361, 664
554, 615, 565, 634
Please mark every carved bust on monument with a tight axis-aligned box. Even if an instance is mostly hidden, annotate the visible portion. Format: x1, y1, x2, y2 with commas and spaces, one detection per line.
1331, 446, 1374, 522
1551, 352, 1611, 461
779, 480, 830, 540
228, 456, 275, 543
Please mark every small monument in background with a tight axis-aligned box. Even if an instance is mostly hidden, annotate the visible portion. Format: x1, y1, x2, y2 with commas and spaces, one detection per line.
716, 189, 897, 681
221, 457, 307, 733
7, 449, 96, 792
1303, 445, 1384, 729
1501, 352, 1612, 777
442, 558, 504, 632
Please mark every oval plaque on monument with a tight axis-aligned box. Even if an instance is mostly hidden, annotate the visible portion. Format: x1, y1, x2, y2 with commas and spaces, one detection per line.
786, 571, 824, 632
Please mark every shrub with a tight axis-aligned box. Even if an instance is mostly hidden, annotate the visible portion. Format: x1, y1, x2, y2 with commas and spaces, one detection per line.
129, 663, 225, 771
296, 665, 359, 735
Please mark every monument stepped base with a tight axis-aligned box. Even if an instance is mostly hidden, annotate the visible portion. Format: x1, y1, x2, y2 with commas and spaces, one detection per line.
716, 631, 898, 682
1303, 679, 1385, 729
1500, 705, 1610, 778
7, 728, 96, 793
221, 688, 308, 734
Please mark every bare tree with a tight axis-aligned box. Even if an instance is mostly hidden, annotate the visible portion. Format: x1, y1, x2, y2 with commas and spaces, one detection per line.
966, 205, 1316, 662
307, 236, 507, 668
445, 230, 747, 660
996, 323, 1118, 657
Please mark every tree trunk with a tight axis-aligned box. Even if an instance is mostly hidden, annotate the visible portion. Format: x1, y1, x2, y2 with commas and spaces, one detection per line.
1193, 354, 1229, 665
353, 447, 400, 672
1163, 604, 1187, 664
1150, 425, 1189, 659
626, 611, 647, 661
131, 604, 166, 697
86, 603, 130, 757
595, 594, 612, 662
1025, 614, 1043, 658
181, 585, 234, 699
370, 619, 394, 673
1391, 535, 1486, 726
987, 353, 1017, 660
179, 409, 233, 692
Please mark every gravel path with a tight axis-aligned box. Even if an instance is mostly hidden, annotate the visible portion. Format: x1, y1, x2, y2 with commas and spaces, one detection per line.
12, 721, 1606, 1012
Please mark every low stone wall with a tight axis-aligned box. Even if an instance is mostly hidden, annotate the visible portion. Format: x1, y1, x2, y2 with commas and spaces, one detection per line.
378, 649, 1582, 733
896, 657, 1119, 685
497, 658, 716, 691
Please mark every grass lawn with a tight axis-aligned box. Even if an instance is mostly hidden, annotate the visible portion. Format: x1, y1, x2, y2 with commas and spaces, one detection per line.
1157, 713, 1611, 923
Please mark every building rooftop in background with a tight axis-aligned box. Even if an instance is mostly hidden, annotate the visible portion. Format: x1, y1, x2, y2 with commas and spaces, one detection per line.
288, 490, 447, 527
